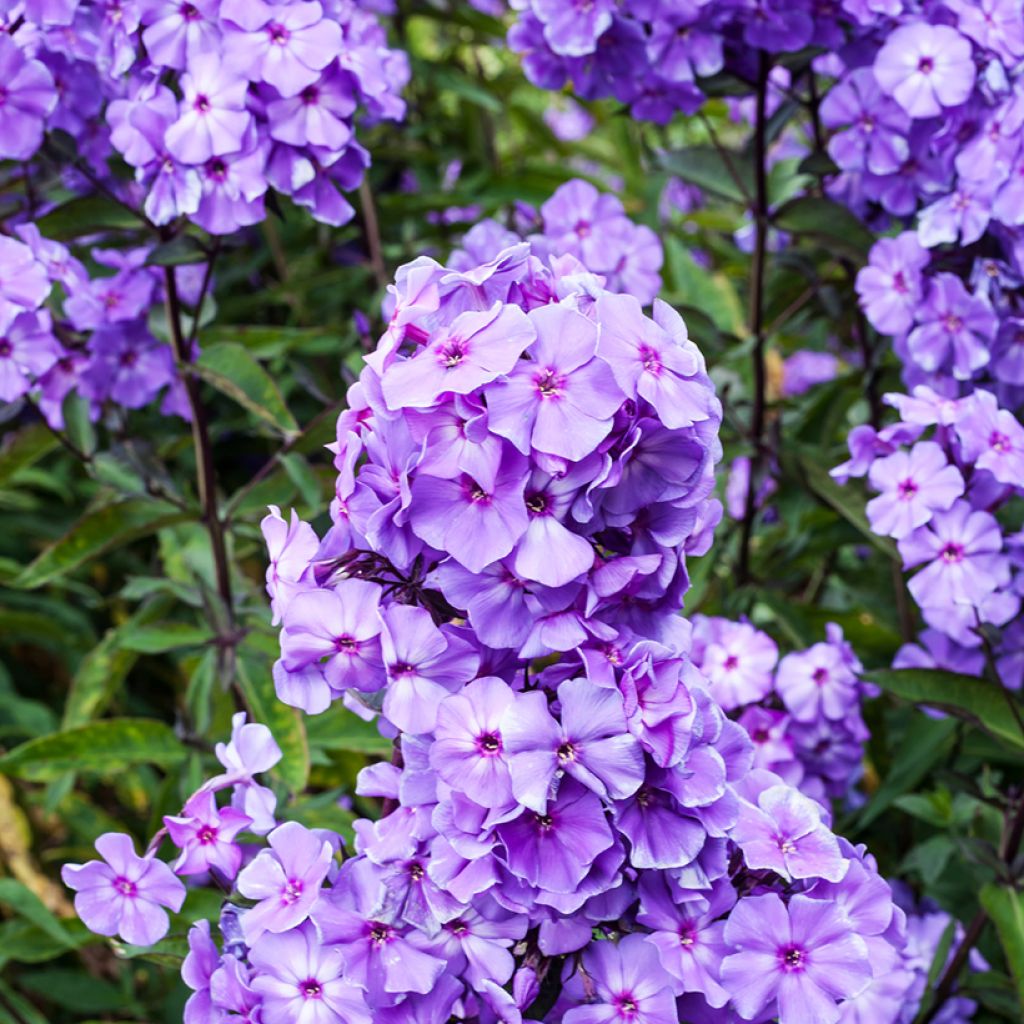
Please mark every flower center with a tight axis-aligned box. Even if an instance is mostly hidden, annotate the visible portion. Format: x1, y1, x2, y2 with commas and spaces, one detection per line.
408, 862, 425, 881
113, 876, 137, 897
897, 477, 918, 500
282, 878, 304, 903
782, 946, 807, 971
526, 492, 550, 516
0, 340, 11, 358
990, 431, 1011, 453
535, 813, 554, 831
534, 369, 564, 398
812, 667, 829, 685
574, 219, 591, 238
940, 542, 964, 564
300, 979, 322, 1000
439, 339, 466, 368
197, 825, 218, 845
942, 313, 963, 334
180, 2, 200, 19
119, 350, 138, 368
892, 270, 908, 294
751, 727, 770, 743
777, 835, 797, 853
639, 345, 662, 375
918, 56, 935, 74
557, 741, 576, 763
301, 85, 320, 106
268, 22, 289, 44
334, 635, 358, 653
370, 922, 392, 946
614, 993, 639, 1018
194, 94, 211, 114
679, 926, 696, 947
477, 732, 502, 756
723, 653, 740, 671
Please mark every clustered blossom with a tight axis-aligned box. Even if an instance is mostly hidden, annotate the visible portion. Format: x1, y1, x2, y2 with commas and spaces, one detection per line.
1, 0, 408, 231
0, 227, 200, 426
450, 179, 664, 304
64, 249, 919, 1024
692, 617, 872, 805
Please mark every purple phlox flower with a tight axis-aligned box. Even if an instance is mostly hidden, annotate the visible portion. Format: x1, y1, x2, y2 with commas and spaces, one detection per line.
65, 267, 156, 330
209, 954, 261, 1023
433, 901, 526, 987
539, 179, 630, 270
598, 218, 663, 305
222, 0, 343, 96
955, 389, 1024, 487
430, 675, 517, 807
646, 9, 723, 85
379, 603, 480, 734
374, 976, 464, 1024
280, 579, 386, 695
721, 893, 872, 1024
503, 677, 644, 811
250, 920, 371, 1024
140, 0, 222, 69
237, 821, 334, 943
613, 782, 707, 870
893, 628, 985, 677
432, 557, 542, 650
543, 97, 595, 141
874, 23, 976, 119
956, 90, 1024, 185
13, 224, 85, 289
496, 777, 615, 893
740, 0, 813, 52
907, 274, 997, 380
81, 322, 176, 410
314, 858, 447, 1006
164, 790, 252, 879
409, 446, 530, 573
265, 65, 357, 150
855, 232, 929, 337
562, 933, 678, 1024
597, 292, 713, 429
193, 145, 270, 235
993, 316, 1024, 385
899, 499, 1008, 609
780, 350, 839, 398
166, 55, 253, 164
531, 0, 615, 58
182, 919, 220, 1024
0, 310, 61, 402
884, 385, 962, 428
950, 0, 1024, 64
212, 711, 283, 796
733, 784, 846, 882
810, 848, 896, 939
381, 302, 535, 411
639, 876, 735, 1007
0, 236, 51, 316
865, 441, 965, 539
0, 34, 57, 161
512, 464, 596, 587
61, 832, 186, 945
821, 67, 909, 175
918, 180, 995, 248
262, 505, 318, 624
486, 303, 624, 461
738, 706, 801, 782
691, 616, 777, 710
776, 642, 859, 723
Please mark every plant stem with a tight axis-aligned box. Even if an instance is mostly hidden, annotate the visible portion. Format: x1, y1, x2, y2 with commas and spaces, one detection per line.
359, 178, 388, 289
163, 266, 235, 658
737, 52, 771, 585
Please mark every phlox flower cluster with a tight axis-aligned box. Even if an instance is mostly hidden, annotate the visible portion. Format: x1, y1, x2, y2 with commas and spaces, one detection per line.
0, 226, 203, 425
64, 248, 921, 1024
692, 617, 871, 805
0, 0, 408, 231
835, 385, 1024, 679
451, 178, 664, 305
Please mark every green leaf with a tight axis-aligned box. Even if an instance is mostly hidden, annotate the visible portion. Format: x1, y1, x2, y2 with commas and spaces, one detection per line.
0, 879, 72, 947
33, 195, 143, 240
659, 146, 753, 204
870, 668, 1024, 751
305, 702, 392, 756
17, 971, 134, 1014
858, 716, 959, 828
237, 645, 309, 792
62, 599, 171, 729
61, 392, 97, 458
194, 343, 299, 436
0, 424, 58, 487
14, 498, 190, 589
0, 719, 187, 780
793, 450, 898, 559
773, 197, 875, 258
980, 884, 1024, 1010
118, 621, 213, 654
146, 235, 208, 266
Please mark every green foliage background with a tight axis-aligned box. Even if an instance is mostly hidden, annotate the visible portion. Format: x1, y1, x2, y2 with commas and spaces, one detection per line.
0, 7, 1022, 1023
